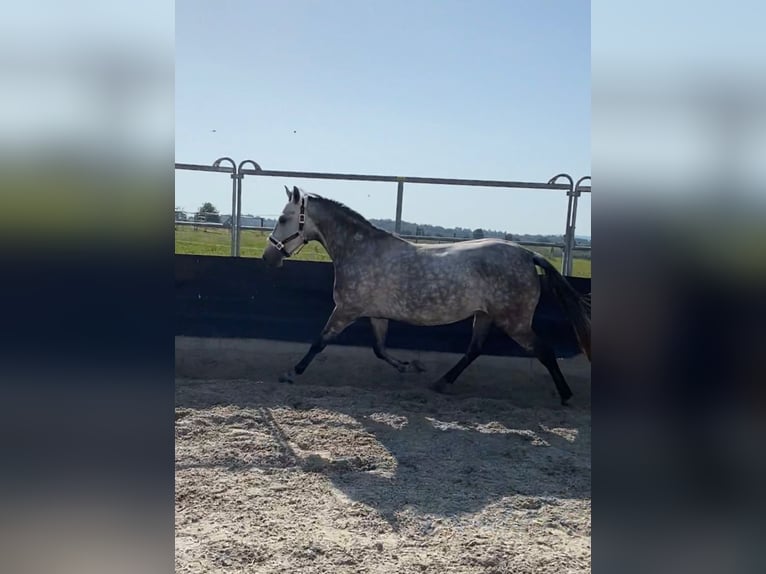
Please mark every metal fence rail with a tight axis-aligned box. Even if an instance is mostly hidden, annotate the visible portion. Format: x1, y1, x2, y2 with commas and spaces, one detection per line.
175, 158, 591, 274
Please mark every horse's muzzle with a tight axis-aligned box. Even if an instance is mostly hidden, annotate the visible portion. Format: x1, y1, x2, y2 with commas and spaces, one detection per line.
262, 244, 284, 267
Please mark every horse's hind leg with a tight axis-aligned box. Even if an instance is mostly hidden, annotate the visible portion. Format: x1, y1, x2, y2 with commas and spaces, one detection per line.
501, 324, 573, 406
279, 306, 356, 383
370, 318, 426, 373
431, 312, 492, 392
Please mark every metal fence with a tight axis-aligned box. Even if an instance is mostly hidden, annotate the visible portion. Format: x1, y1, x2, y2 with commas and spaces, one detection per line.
175, 158, 591, 274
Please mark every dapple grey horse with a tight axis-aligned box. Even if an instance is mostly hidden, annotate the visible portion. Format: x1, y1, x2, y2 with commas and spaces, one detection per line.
263, 186, 591, 405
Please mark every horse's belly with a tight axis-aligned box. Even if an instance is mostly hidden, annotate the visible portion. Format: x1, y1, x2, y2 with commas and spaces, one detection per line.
375, 294, 483, 326
359, 267, 492, 324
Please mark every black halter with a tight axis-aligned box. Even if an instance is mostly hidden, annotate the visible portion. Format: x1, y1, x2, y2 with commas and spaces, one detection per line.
268, 196, 308, 257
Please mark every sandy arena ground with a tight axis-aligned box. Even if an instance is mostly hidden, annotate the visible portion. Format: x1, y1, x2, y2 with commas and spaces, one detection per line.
175, 337, 591, 573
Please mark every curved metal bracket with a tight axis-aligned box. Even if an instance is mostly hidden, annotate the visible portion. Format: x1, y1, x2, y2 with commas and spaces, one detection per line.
548, 173, 574, 195
238, 159, 262, 173
213, 157, 236, 171
574, 175, 591, 197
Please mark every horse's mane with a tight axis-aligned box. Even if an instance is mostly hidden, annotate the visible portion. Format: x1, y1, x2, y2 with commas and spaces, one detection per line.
309, 194, 388, 234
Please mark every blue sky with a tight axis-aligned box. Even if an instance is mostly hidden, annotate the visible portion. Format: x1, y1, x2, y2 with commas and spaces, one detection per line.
176, 0, 590, 235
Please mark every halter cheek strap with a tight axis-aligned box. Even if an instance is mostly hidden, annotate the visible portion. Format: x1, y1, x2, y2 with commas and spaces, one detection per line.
268, 196, 308, 257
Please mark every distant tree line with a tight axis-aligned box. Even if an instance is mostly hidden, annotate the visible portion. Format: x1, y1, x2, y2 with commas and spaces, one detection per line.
368, 218, 590, 247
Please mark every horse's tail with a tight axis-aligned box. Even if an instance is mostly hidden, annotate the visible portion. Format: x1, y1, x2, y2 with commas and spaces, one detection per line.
533, 254, 591, 361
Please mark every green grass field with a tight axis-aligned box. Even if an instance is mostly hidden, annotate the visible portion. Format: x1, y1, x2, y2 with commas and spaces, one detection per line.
175, 226, 592, 277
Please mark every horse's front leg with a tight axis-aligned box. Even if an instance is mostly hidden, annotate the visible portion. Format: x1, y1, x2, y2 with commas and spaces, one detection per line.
279, 306, 357, 383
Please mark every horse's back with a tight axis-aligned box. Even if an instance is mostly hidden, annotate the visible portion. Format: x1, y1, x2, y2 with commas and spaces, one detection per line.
416, 238, 534, 271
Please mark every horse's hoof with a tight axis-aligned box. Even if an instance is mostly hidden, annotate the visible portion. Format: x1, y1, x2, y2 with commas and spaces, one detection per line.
399, 360, 427, 374
430, 379, 447, 393
279, 371, 295, 384
410, 359, 427, 373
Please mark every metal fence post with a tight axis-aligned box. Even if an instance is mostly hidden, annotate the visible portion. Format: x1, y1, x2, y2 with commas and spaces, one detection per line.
236, 161, 262, 258
548, 174, 574, 274
232, 172, 244, 256
212, 157, 237, 256
568, 176, 591, 275
565, 194, 578, 276
395, 179, 404, 234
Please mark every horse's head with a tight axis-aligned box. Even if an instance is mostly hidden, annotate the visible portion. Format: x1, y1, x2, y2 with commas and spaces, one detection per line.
263, 185, 310, 267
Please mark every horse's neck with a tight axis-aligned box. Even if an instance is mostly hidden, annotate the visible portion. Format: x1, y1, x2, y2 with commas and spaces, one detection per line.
312, 217, 367, 263
311, 204, 396, 264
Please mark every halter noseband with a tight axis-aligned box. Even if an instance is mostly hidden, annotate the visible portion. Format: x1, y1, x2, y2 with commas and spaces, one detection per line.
268, 196, 308, 257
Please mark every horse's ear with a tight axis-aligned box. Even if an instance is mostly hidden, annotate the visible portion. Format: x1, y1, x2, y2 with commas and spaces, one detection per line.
292, 186, 301, 204
284, 185, 291, 200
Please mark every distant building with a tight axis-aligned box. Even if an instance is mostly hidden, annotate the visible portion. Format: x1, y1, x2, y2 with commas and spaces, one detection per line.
220, 215, 265, 229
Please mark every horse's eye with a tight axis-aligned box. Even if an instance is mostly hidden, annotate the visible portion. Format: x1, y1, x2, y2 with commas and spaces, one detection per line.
278, 216, 287, 224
